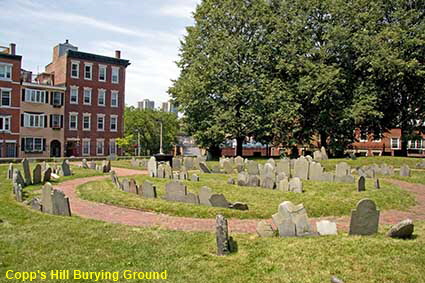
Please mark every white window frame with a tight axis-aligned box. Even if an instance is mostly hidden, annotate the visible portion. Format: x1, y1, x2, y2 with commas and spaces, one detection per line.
0, 88, 11, 107
52, 91, 62, 106
109, 139, 117, 155
70, 86, 79, 104
0, 63, 12, 81
83, 113, 91, 131
98, 89, 106, 106
71, 61, 80, 79
51, 114, 61, 129
99, 64, 106, 82
110, 115, 118, 132
96, 139, 104, 156
391, 138, 400, 149
111, 66, 119, 84
83, 87, 92, 105
24, 88, 47, 103
0, 115, 11, 132
23, 113, 45, 128
69, 112, 78, 130
24, 137, 44, 152
82, 139, 90, 156
111, 90, 118, 108
97, 114, 105, 131
84, 62, 93, 80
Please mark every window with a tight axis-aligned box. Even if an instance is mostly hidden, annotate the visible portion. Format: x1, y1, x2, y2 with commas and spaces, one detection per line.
69, 113, 78, 130
110, 115, 117, 132
111, 91, 118, 107
97, 114, 104, 131
391, 138, 400, 149
24, 88, 47, 103
96, 139, 104, 155
52, 91, 62, 106
84, 63, 92, 80
83, 114, 91, 131
112, 67, 119, 83
82, 139, 90, 156
23, 113, 46, 128
359, 131, 368, 142
409, 139, 423, 149
83, 88, 92, 105
51, 114, 62, 129
98, 89, 106, 106
71, 61, 79, 78
0, 63, 12, 80
0, 116, 11, 131
109, 139, 116, 155
0, 88, 11, 107
23, 137, 44, 152
70, 86, 78, 104
99, 65, 106, 82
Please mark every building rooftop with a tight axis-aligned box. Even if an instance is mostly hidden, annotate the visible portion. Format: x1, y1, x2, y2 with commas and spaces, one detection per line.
67, 50, 130, 67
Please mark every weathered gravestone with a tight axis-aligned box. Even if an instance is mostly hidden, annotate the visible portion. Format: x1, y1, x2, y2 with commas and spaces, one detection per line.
199, 186, 213, 206
320, 146, 328, 160
260, 176, 275, 189
335, 174, 355, 183
129, 179, 138, 194
277, 178, 289, 191
191, 174, 200, 182
121, 179, 130, 192
294, 156, 309, 180
33, 164, 42, 184
52, 189, 71, 216
89, 161, 96, 169
147, 157, 157, 177
13, 169, 25, 188
335, 162, 350, 177
288, 177, 303, 193
320, 172, 335, 182
164, 163, 172, 179
209, 194, 229, 208
29, 197, 42, 211
7, 163, 13, 179
247, 160, 259, 175
223, 159, 233, 174
386, 219, 414, 239
43, 168, 52, 183
14, 184, 23, 202
22, 158, 32, 185
237, 172, 249, 186
179, 170, 188, 180
41, 182, 53, 214
164, 181, 199, 204
276, 159, 291, 177
172, 158, 181, 170
61, 160, 72, 176
216, 214, 236, 255
272, 201, 312, 237
173, 172, 180, 180
234, 156, 244, 167
110, 171, 120, 188
349, 199, 380, 236
140, 181, 157, 198
102, 160, 111, 173
183, 157, 194, 170
357, 176, 366, 192
316, 220, 337, 235
248, 175, 260, 187
82, 159, 89, 169
400, 165, 410, 177
199, 162, 211, 173
256, 221, 275, 237
212, 165, 221, 173
309, 162, 323, 181
157, 164, 165, 178
374, 178, 380, 189
313, 150, 322, 161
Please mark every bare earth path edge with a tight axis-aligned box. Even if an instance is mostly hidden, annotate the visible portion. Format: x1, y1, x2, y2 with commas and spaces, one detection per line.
53, 167, 425, 234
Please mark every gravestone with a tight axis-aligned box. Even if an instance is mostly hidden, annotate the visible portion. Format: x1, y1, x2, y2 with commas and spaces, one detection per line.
130, 157, 139, 167
227, 178, 235, 185
223, 159, 233, 174
256, 221, 275, 237
272, 201, 312, 237
305, 155, 313, 163
13, 169, 25, 188
320, 146, 328, 160
349, 199, 380, 236
262, 163, 275, 177
52, 189, 71, 216
29, 197, 42, 211
102, 160, 111, 173
260, 176, 275, 189
234, 156, 244, 167
212, 165, 221, 173
191, 174, 200, 182
334, 174, 355, 183
43, 168, 52, 183
164, 181, 200, 204
110, 171, 119, 188
374, 179, 380, 189
209, 194, 229, 208
316, 220, 337, 235
164, 164, 172, 179
41, 182, 53, 214
14, 184, 23, 202
82, 159, 89, 169
248, 175, 260, 187
121, 179, 130, 192
183, 157, 194, 170
236, 164, 244, 173
216, 214, 236, 256
147, 157, 157, 177
32, 164, 42, 184
89, 161, 96, 169
276, 159, 291, 177
294, 157, 309, 180
309, 162, 323, 181
173, 172, 180, 180
22, 158, 32, 185
266, 158, 276, 168
288, 177, 303, 193
320, 172, 335, 182
400, 165, 410, 177
199, 186, 213, 206
277, 178, 289, 191
41, 161, 47, 171
276, 172, 287, 183
62, 160, 72, 176
129, 179, 138, 194
335, 162, 350, 177
386, 219, 414, 239
179, 170, 188, 180
140, 181, 157, 198
199, 162, 211, 173
237, 172, 249, 186
7, 163, 13, 179
247, 160, 259, 175
313, 150, 322, 161
357, 176, 366, 192
172, 158, 181, 170
157, 164, 165, 178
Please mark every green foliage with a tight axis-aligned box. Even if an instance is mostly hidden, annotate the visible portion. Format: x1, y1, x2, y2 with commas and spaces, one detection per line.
123, 106, 179, 155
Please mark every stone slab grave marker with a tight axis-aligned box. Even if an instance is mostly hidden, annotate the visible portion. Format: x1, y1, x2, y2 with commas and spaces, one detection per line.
7, 163, 13, 179
212, 165, 221, 173
320, 172, 335, 182
316, 220, 337, 235
335, 162, 350, 177
215, 214, 237, 256
313, 150, 322, 161
102, 160, 111, 173
335, 174, 355, 183
247, 160, 259, 175
140, 181, 157, 198
349, 199, 380, 236
276, 159, 290, 177
147, 157, 157, 177
260, 176, 275, 189
288, 177, 303, 193
179, 170, 188, 180
89, 161, 96, 169
41, 182, 53, 214
131, 157, 139, 167
191, 174, 200, 182
227, 178, 235, 185
32, 164, 42, 184
387, 219, 414, 239
374, 178, 380, 189
209, 194, 229, 208
400, 164, 410, 177
199, 186, 213, 206
121, 179, 130, 192
129, 179, 138, 194
14, 184, 23, 202
29, 197, 42, 211
199, 162, 211, 173
82, 159, 89, 169
183, 157, 194, 170
52, 189, 71, 216
277, 178, 289, 191
256, 221, 275, 237
13, 169, 25, 188
62, 160, 72, 176
234, 156, 244, 167
110, 171, 120, 188
173, 172, 180, 180
272, 201, 312, 237
172, 158, 181, 170
164, 181, 199, 204
309, 162, 323, 181
22, 158, 32, 185
248, 175, 260, 187
294, 156, 309, 180
164, 163, 172, 179
237, 172, 249, 186
320, 146, 328, 160
157, 164, 165, 178
222, 159, 233, 174
357, 176, 366, 192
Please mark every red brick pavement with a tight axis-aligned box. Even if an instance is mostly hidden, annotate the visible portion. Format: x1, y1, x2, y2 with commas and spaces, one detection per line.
53, 168, 425, 234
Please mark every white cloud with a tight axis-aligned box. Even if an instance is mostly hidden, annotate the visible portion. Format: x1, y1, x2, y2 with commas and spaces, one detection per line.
158, 0, 200, 19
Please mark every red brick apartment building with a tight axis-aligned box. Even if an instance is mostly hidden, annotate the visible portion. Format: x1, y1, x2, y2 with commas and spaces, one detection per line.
45, 40, 130, 157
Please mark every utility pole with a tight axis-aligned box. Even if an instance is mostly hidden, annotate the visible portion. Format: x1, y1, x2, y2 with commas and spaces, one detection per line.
137, 131, 141, 156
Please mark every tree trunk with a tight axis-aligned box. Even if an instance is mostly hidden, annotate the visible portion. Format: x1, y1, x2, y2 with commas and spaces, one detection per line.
208, 145, 221, 160
400, 127, 408, 157
236, 137, 244, 157
320, 131, 328, 149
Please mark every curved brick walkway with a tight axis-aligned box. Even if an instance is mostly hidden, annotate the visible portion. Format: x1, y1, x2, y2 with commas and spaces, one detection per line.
53, 168, 425, 234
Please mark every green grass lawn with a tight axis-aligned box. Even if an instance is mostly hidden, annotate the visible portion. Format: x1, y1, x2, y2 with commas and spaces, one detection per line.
78, 172, 415, 219
0, 162, 424, 282
111, 159, 147, 170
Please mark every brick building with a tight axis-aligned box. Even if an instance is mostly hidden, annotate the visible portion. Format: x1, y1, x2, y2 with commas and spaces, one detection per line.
45, 40, 130, 157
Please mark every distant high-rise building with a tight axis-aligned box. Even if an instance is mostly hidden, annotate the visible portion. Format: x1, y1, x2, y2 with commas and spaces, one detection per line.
161, 101, 178, 114
138, 99, 155, 110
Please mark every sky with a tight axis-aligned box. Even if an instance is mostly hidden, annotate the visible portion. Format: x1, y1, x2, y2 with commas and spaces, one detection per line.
1, 0, 200, 107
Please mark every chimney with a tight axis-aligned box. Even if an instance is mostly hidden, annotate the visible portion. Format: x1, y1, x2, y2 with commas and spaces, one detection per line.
65, 39, 69, 44
115, 50, 121, 59
9, 43, 16, 55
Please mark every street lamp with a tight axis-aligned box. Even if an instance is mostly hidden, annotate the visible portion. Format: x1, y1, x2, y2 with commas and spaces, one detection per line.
159, 120, 163, 155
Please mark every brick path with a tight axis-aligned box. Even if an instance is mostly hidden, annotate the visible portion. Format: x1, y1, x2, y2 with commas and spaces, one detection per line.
53, 168, 425, 234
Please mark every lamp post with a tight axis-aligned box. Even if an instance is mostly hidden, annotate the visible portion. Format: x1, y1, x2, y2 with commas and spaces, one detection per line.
159, 120, 163, 155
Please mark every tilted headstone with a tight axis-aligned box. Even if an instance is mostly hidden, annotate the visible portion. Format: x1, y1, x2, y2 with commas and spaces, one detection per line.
272, 201, 312, 237
140, 181, 157, 198
216, 214, 236, 256
191, 174, 199, 182
147, 157, 157, 177
110, 171, 120, 188
357, 176, 366, 192
399, 165, 410, 177
41, 168, 51, 183
349, 199, 380, 236
199, 162, 211, 173
32, 164, 42, 184
52, 189, 71, 216
13, 169, 25, 188
61, 160, 72, 176
199, 186, 213, 206
7, 163, 13, 179
316, 220, 337, 235
256, 221, 275, 237
237, 172, 249, 186
41, 182, 53, 214
82, 159, 89, 169
22, 158, 32, 185
386, 219, 414, 239
129, 179, 138, 194
294, 156, 309, 180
